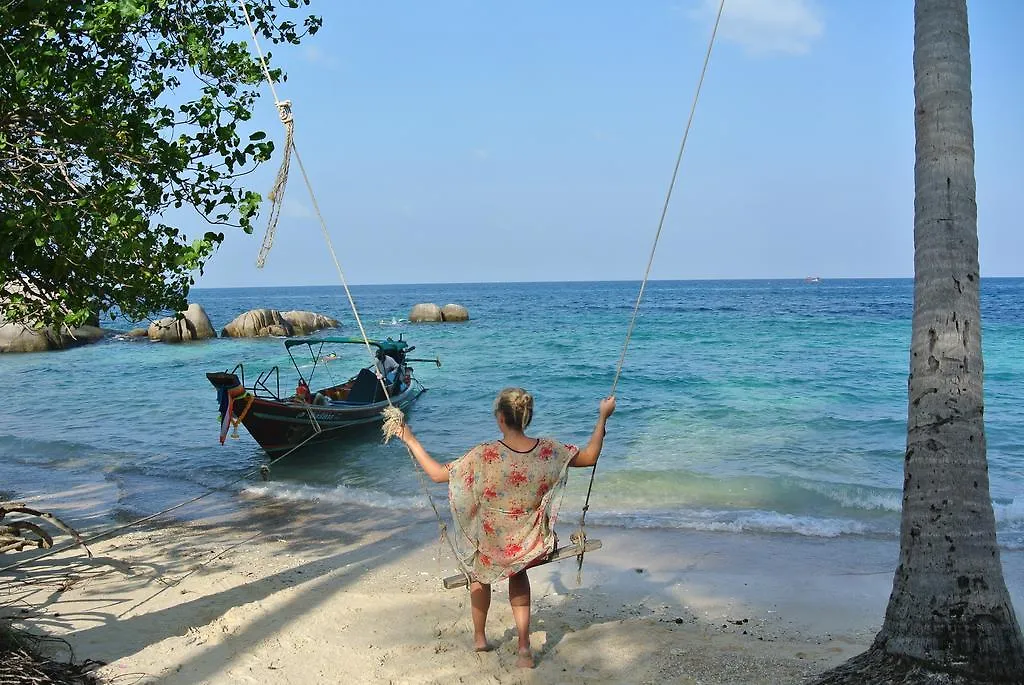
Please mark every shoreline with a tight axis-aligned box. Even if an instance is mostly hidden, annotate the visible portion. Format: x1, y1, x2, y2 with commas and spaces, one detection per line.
6, 459, 1021, 554
6, 491, 1021, 684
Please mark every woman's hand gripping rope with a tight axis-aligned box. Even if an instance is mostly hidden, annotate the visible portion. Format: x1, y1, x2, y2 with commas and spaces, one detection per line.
381, 404, 472, 585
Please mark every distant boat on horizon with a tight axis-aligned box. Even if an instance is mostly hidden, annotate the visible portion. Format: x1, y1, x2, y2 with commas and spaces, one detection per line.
804, 276, 821, 284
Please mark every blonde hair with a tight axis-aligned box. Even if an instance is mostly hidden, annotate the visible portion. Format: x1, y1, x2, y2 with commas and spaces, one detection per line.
494, 387, 533, 431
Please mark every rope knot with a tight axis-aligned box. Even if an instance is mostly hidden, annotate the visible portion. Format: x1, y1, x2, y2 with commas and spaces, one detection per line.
256, 100, 295, 268
381, 405, 406, 444
276, 99, 293, 124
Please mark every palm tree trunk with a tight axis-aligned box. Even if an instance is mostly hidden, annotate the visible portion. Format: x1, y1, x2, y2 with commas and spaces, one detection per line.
815, 0, 1024, 681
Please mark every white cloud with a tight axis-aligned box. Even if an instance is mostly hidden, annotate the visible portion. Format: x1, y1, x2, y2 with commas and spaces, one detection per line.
692, 0, 824, 56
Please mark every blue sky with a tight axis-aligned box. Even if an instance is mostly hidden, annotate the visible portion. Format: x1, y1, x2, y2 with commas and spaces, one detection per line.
196, 0, 1023, 287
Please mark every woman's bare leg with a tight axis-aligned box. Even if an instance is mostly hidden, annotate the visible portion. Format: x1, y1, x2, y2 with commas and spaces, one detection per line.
469, 581, 492, 651
508, 570, 534, 667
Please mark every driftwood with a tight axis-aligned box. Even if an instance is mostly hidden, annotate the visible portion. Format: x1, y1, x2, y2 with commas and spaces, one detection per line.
0, 506, 102, 684
0, 647, 101, 684
0, 503, 91, 558
0, 628, 102, 685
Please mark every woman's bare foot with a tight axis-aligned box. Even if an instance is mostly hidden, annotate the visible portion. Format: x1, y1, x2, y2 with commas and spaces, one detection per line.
474, 637, 492, 652
516, 647, 534, 669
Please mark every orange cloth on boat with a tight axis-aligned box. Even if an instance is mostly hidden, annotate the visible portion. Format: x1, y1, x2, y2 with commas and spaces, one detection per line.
447, 438, 578, 584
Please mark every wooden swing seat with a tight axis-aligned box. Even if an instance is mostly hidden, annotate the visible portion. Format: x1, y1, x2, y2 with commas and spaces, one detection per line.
442, 538, 602, 589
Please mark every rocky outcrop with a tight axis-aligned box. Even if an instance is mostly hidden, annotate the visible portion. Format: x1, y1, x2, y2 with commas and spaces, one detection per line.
221, 309, 290, 338
125, 328, 149, 338
220, 308, 338, 338
408, 303, 443, 323
0, 282, 107, 353
409, 302, 469, 323
147, 303, 216, 343
0, 323, 106, 353
440, 304, 470, 322
0, 323, 57, 353
281, 310, 339, 335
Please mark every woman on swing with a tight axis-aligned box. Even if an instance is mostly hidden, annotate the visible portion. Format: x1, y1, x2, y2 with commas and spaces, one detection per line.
397, 388, 615, 668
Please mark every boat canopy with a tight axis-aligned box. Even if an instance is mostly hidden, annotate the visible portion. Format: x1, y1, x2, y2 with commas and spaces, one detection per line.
284, 337, 410, 356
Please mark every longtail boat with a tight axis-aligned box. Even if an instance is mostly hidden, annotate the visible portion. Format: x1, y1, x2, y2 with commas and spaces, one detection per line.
206, 336, 439, 455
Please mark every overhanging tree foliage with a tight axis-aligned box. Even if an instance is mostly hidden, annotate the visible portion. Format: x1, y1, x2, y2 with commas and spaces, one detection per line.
0, 0, 320, 328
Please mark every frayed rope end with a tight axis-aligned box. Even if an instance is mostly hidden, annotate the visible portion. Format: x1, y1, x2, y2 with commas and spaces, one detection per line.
381, 405, 406, 444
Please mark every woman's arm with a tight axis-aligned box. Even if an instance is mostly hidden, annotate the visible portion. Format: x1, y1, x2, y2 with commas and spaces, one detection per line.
397, 425, 450, 483
570, 396, 616, 467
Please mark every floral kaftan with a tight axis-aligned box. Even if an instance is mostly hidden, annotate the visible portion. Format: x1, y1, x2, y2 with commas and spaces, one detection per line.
447, 438, 579, 584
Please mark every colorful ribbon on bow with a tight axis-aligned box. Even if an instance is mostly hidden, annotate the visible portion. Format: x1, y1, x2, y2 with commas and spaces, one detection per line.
218, 384, 252, 444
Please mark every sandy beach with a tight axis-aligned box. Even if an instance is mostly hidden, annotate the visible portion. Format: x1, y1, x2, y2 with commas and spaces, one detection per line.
2, 489, 1022, 685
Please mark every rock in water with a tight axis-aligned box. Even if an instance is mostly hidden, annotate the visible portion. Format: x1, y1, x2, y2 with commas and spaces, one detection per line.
184, 303, 216, 338
220, 309, 293, 338
148, 303, 216, 343
0, 283, 107, 353
0, 323, 105, 353
409, 303, 443, 323
0, 323, 55, 353
281, 310, 339, 335
440, 304, 469, 322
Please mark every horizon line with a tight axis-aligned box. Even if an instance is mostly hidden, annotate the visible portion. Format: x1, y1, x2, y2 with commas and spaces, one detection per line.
192, 275, 1024, 290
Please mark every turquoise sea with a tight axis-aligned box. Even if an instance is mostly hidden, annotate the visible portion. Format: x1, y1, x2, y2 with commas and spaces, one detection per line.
1, 279, 1022, 549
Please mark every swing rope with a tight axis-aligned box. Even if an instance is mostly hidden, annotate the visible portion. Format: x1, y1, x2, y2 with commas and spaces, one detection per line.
237, 0, 471, 587
241, 1, 292, 271
239, 0, 383, 387
573, 0, 727, 583
239, 0, 725, 588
